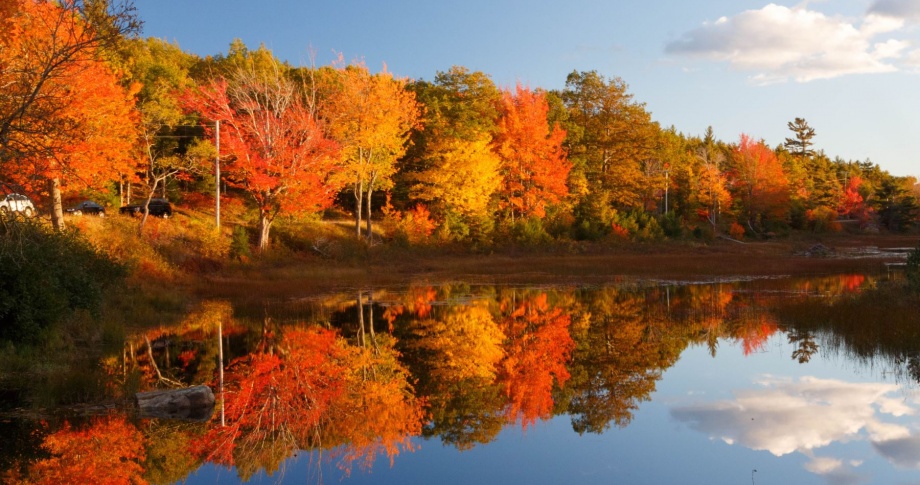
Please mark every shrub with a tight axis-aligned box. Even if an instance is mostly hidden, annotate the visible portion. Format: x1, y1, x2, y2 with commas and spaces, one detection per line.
692, 224, 714, 241
807, 205, 842, 233
0, 218, 124, 343
511, 217, 552, 246
384, 204, 436, 246
610, 210, 664, 242
729, 222, 746, 240
230, 225, 252, 261
658, 212, 682, 239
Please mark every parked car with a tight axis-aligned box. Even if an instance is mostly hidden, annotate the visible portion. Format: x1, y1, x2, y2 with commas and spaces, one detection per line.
119, 198, 173, 217
66, 200, 106, 216
0, 193, 35, 217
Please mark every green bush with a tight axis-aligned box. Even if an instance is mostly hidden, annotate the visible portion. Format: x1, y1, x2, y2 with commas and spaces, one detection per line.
230, 224, 252, 260
511, 217, 552, 246
611, 210, 664, 242
0, 218, 124, 343
658, 212, 682, 239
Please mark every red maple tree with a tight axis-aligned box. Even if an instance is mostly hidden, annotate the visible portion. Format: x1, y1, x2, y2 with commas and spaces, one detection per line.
185, 65, 340, 251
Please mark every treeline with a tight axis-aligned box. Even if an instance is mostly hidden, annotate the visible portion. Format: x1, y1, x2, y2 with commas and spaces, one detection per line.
2, 1, 918, 253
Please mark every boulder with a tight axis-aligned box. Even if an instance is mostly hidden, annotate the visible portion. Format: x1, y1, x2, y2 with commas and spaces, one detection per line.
136, 385, 215, 422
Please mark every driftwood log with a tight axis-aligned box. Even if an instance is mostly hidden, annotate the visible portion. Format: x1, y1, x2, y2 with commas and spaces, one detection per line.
136, 385, 215, 422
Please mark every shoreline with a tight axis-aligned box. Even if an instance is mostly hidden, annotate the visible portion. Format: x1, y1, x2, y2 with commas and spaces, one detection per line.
194, 233, 918, 300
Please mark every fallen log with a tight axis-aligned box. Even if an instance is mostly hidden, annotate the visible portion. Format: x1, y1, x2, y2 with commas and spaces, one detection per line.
136, 385, 215, 422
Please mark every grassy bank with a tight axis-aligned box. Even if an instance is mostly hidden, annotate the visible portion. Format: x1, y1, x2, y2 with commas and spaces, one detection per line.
64, 204, 918, 304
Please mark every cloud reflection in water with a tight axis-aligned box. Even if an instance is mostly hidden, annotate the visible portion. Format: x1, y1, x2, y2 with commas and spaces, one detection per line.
671, 376, 920, 480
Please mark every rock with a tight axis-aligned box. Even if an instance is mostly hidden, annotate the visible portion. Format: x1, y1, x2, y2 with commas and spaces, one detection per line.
807, 244, 834, 258
136, 385, 215, 422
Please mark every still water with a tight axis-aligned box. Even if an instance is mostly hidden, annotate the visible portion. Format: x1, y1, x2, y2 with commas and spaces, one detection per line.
4, 272, 920, 484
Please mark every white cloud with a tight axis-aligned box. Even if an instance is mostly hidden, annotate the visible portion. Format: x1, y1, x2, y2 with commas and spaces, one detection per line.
671, 376, 920, 482
803, 457, 869, 485
665, 4, 908, 83
904, 48, 920, 69
804, 456, 844, 474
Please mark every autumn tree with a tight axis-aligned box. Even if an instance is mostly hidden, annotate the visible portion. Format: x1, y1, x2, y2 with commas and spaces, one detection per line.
729, 134, 791, 233
121, 37, 202, 231
402, 66, 502, 240
24, 417, 146, 485
839, 175, 867, 220
411, 135, 502, 240
694, 145, 732, 230
0, 0, 138, 161
643, 127, 689, 217
321, 62, 421, 241
0, 0, 140, 230
497, 291, 574, 428
560, 71, 659, 236
185, 53, 340, 251
401, 297, 507, 449
493, 85, 570, 223
14, 56, 138, 231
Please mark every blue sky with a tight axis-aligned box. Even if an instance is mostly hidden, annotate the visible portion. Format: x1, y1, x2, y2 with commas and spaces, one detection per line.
135, 0, 920, 177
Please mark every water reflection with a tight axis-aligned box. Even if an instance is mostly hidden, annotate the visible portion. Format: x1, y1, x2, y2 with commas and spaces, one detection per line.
671, 376, 913, 455
4, 272, 920, 484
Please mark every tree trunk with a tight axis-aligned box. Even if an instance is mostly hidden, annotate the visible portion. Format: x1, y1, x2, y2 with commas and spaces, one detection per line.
357, 291, 365, 348
136, 189, 158, 236
49, 177, 65, 231
258, 211, 273, 252
365, 171, 377, 243
365, 185, 373, 243
354, 177, 363, 239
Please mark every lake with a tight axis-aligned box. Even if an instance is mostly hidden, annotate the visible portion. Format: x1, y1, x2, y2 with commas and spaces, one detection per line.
3, 270, 920, 484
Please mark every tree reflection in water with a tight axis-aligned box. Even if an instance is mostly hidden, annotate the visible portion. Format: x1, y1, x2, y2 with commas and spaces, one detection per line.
5, 272, 918, 484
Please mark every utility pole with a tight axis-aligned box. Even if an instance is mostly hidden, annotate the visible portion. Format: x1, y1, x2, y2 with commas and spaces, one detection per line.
215, 120, 220, 230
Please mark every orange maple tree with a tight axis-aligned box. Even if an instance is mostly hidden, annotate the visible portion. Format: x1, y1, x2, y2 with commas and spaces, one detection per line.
0, 0, 139, 229
185, 62, 340, 251
736, 313, 779, 356
25, 417, 147, 485
494, 85, 570, 221
730, 134, 791, 231
497, 292, 574, 428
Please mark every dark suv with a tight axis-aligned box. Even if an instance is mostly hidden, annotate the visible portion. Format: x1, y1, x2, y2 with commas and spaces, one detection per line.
66, 200, 106, 216
120, 198, 173, 217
